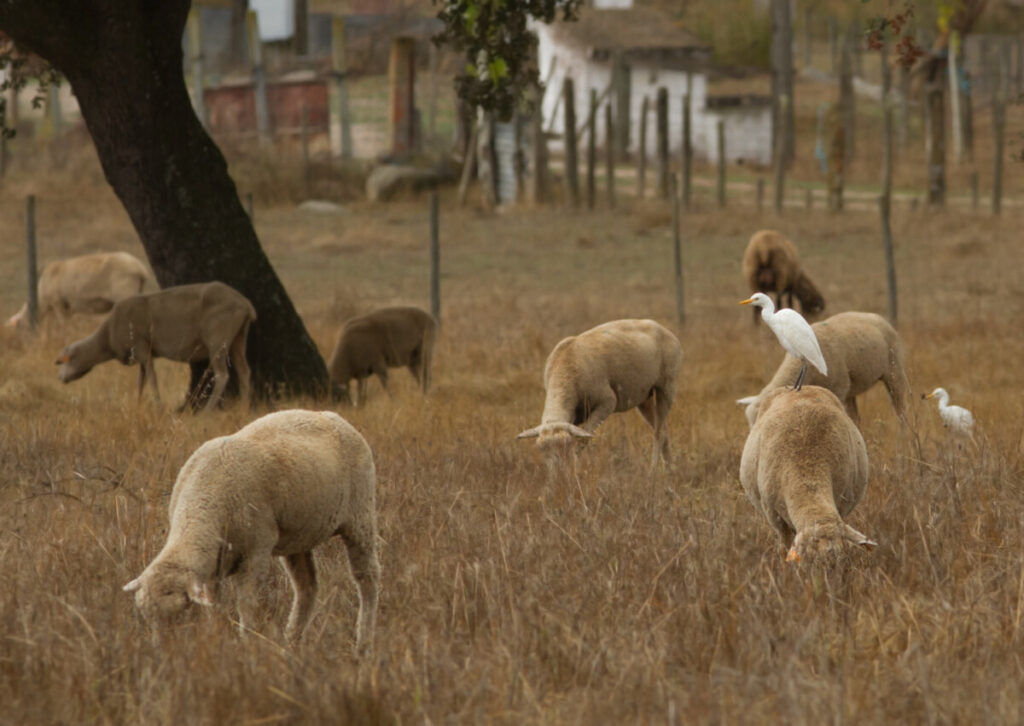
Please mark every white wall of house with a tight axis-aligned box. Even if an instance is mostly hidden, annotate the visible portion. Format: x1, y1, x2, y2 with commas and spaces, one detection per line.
535, 23, 772, 165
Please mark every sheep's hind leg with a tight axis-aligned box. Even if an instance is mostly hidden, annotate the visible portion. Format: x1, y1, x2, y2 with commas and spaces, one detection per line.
281, 551, 318, 644
338, 525, 380, 657
202, 349, 231, 413
229, 326, 252, 408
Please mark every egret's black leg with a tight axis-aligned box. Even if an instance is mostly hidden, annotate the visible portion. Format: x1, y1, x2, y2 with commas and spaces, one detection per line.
794, 362, 808, 391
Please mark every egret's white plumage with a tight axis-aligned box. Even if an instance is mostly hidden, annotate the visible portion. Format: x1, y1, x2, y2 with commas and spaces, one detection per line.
740, 292, 827, 390
925, 387, 975, 436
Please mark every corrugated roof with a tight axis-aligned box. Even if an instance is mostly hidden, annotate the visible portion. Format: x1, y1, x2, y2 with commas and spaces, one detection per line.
552, 6, 709, 54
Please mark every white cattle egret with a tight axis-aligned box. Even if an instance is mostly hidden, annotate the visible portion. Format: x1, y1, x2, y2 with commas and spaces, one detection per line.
924, 387, 975, 437
740, 292, 827, 390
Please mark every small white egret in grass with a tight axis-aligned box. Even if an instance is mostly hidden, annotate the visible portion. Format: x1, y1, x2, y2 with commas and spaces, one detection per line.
924, 387, 975, 437
740, 292, 827, 391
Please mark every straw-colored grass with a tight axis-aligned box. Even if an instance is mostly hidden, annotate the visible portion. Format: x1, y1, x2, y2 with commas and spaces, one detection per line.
3, 117, 1024, 723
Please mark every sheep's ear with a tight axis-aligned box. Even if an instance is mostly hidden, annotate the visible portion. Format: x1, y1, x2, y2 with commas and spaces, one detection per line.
565, 424, 593, 439
188, 581, 215, 607
516, 427, 541, 440
736, 396, 758, 406
123, 576, 143, 593
843, 525, 877, 550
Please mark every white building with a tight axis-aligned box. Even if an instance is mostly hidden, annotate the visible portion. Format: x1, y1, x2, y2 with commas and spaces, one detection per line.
533, 1, 773, 165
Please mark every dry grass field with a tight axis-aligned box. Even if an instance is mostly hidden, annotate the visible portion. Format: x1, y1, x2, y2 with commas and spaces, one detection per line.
3, 109, 1024, 723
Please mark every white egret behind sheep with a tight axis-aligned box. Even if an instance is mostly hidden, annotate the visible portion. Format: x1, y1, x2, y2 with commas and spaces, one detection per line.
740, 292, 827, 391
924, 387, 975, 438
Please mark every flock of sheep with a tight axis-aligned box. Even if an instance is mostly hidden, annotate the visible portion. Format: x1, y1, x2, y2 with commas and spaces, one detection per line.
5, 230, 974, 652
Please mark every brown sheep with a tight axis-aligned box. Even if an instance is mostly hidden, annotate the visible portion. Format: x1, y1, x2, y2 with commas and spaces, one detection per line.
742, 230, 825, 324
328, 306, 437, 405
737, 311, 910, 427
6, 251, 157, 328
55, 282, 256, 412
739, 385, 877, 564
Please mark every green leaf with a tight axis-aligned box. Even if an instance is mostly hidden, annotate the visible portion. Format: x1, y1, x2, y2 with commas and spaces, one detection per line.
487, 56, 508, 83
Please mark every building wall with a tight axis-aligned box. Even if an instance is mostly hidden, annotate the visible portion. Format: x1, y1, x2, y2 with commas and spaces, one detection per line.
535, 25, 771, 164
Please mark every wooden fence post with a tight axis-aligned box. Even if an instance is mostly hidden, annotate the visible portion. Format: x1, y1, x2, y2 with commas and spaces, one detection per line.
586, 88, 597, 209
949, 31, 963, 165
637, 95, 648, 199
803, 6, 812, 67
331, 17, 353, 159
756, 178, 765, 211
773, 96, 787, 213
429, 190, 440, 324
716, 119, 726, 208
970, 170, 979, 210
926, 76, 945, 207
605, 102, 615, 208
25, 194, 38, 330
247, 10, 272, 145
563, 77, 580, 207
993, 46, 1007, 216
828, 16, 838, 74
827, 104, 844, 212
531, 86, 548, 205
388, 37, 416, 155
682, 93, 692, 209
839, 29, 855, 163
612, 52, 631, 160
656, 86, 669, 199
898, 63, 910, 146
670, 173, 684, 326
301, 103, 310, 196
880, 42, 897, 324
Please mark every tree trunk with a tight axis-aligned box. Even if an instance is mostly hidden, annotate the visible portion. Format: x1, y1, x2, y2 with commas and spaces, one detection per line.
0, 0, 329, 402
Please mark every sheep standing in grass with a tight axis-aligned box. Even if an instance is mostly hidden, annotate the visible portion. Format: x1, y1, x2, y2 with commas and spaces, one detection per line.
740, 386, 877, 563
123, 409, 380, 654
55, 281, 256, 412
517, 319, 682, 466
6, 251, 157, 328
742, 230, 825, 324
738, 311, 910, 427
328, 306, 437, 404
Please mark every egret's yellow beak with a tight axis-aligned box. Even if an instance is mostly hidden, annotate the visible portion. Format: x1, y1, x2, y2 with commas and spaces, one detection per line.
739, 298, 755, 306
56, 354, 69, 365
924, 392, 936, 400
786, 548, 801, 563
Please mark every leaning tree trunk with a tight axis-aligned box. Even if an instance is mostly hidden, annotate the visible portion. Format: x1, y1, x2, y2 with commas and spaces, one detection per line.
0, 0, 329, 403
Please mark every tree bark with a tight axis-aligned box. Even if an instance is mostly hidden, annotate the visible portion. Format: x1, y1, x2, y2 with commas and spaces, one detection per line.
0, 0, 329, 402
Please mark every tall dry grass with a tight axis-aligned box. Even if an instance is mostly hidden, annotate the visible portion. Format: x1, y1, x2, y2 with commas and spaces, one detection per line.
3, 135, 1024, 723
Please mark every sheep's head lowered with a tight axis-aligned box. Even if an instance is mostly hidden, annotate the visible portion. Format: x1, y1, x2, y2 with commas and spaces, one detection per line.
786, 522, 877, 565
517, 422, 592, 459
55, 342, 96, 383
123, 561, 213, 622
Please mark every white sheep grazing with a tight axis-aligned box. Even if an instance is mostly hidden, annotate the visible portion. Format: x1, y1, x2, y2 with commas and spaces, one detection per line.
327, 306, 438, 405
55, 281, 256, 412
738, 311, 910, 427
6, 251, 157, 328
740, 385, 877, 563
517, 319, 683, 466
123, 409, 380, 654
